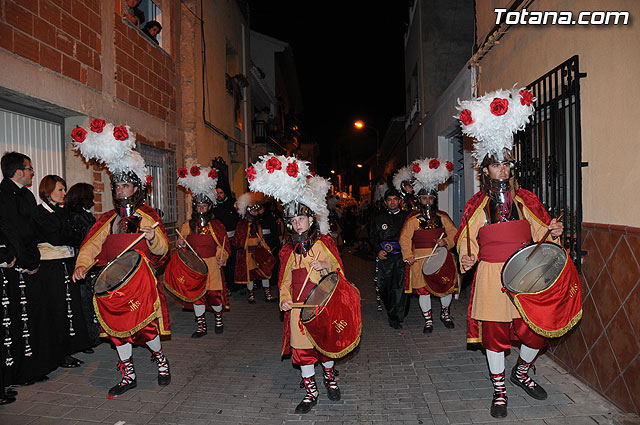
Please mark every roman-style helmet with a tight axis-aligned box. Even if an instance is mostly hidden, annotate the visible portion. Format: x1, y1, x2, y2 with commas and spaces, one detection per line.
392, 164, 414, 198
411, 157, 454, 196
177, 163, 219, 226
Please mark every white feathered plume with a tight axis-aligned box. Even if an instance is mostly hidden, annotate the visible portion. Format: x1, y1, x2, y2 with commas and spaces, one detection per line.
177, 164, 219, 204
236, 192, 265, 219
455, 85, 535, 162
412, 158, 453, 193
246, 153, 332, 234
71, 119, 150, 183
392, 165, 413, 192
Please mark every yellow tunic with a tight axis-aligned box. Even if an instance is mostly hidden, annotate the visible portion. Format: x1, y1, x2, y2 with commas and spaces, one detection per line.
279, 240, 342, 350
76, 208, 168, 269
180, 222, 229, 291
456, 196, 552, 322
399, 212, 458, 292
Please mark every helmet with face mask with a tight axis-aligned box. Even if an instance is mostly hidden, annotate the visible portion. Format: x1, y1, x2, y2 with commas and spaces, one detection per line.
246, 154, 331, 251
71, 119, 151, 219
177, 164, 219, 233
411, 157, 453, 227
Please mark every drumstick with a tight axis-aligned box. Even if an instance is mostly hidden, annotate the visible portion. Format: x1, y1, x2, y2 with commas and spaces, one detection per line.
527, 213, 563, 260
175, 229, 198, 257
296, 250, 322, 302
115, 222, 160, 261
291, 303, 319, 308
465, 213, 471, 257
413, 252, 439, 261
424, 233, 444, 267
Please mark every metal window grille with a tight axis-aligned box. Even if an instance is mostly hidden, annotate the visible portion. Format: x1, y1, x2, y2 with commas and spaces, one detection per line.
137, 143, 176, 225
513, 55, 586, 270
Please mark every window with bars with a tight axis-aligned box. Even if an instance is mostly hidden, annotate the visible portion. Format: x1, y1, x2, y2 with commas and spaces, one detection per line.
137, 143, 176, 225
513, 55, 586, 270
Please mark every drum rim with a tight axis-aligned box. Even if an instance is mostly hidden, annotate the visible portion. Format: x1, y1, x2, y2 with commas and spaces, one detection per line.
300, 271, 339, 322
421, 245, 448, 275
94, 251, 142, 296
501, 241, 567, 294
177, 247, 208, 275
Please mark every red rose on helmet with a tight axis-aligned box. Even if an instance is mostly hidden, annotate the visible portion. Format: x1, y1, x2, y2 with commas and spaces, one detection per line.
446, 161, 454, 172
178, 168, 188, 178
208, 169, 218, 179
519, 89, 534, 106
71, 127, 87, 143
429, 159, 440, 169
266, 156, 282, 173
146, 175, 153, 186
90, 118, 106, 133
190, 166, 200, 176
412, 162, 421, 173
490, 98, 509, 116
459, 109, 473, 125
113, 125, 129, 141
246, 165, 256, 181
286, 161, 299, 178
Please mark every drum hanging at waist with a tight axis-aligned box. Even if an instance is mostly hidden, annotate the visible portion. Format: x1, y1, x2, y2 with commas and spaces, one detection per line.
163, 248, 209, 302
300, 271, 362, 359
501, 241, 582, 338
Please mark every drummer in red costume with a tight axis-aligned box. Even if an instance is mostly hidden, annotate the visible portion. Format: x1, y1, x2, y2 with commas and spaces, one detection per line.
246, 154, 358, 414
400, 158, 458, 333
170, 164, 230, 337
70, 119, 171, 398
455, 87, 563, 418
232, 191, 277, 303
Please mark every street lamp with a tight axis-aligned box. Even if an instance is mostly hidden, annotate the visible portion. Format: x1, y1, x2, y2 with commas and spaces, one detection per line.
353, 120, 380, 164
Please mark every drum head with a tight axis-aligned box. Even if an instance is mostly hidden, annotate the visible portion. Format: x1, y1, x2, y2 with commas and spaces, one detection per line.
502, 242, 566, 294
300, 272, 339, 322
421, 246, 448, 276
94, 251, 141, 295
178, 249, 208, 275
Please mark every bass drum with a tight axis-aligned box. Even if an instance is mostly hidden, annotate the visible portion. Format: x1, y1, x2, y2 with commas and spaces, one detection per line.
94, 251, 141, 295
163, 248, 209, 302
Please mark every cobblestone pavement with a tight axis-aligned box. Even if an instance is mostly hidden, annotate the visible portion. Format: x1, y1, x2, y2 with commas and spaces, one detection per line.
0, 249, 627, 424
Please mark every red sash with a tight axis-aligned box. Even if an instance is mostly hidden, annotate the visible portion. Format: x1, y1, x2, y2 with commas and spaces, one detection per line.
413, 228, 442, 249
96, 233, 154, 265
93, 256, 160, 337
291, 267, 316, 302
187, 234, 218, 258
477, 220, 532, 263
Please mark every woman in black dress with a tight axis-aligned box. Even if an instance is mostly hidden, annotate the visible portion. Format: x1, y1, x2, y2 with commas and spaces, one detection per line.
34, 176, 92, 368
65, 183, 100, 349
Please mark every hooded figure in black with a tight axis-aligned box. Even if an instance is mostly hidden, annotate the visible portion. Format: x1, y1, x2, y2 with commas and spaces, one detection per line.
369, 188, 409, 329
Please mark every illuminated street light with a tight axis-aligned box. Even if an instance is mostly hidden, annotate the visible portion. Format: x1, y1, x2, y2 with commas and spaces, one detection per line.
356, 164, 363, 168
330, 170, 335, 174
353, 120, 380, 165
353, 120, 364, 129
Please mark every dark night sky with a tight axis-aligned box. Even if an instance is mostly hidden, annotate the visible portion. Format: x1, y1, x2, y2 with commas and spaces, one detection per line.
248, 2, 410, 172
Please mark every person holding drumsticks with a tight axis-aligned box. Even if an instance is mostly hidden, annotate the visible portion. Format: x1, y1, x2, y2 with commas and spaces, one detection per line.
174, 164, 231, 337
245, 155, 347, 414
400, 158, 458, 333
70, 119, 171, 398
455, 87, 563, 418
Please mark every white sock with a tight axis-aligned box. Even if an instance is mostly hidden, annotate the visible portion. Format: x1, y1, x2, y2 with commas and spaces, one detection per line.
321, 360, 334, 369
212, 304, 223, 313
300, 364, 315, 378
418, 294, 431, 312
519, 344, 540, 363
261, 279, 270, 288
441, 294, 452, 308
116, 343, 132, 361
487, 349, 505, 374
193, 304, 206, 317
145, 335, 162, 352
247, 281, 254, 290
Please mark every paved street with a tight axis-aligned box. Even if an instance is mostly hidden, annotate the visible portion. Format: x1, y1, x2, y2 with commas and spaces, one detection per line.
0, 250, 625, 425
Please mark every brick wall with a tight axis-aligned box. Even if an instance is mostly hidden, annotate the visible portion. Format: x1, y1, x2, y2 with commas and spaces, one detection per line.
0, 0, 103, 90
113, 13, 176, 124
546, 223, 640, 415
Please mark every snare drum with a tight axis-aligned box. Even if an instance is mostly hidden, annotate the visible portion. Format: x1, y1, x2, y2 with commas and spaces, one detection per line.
501, 242, 582, 337
93, 251, 161, 337
163, 248, 209, 302
300, 272, 362, 359
420, 246, 457, 296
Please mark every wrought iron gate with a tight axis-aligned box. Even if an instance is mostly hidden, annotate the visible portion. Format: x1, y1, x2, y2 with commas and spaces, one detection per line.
514, 55, 586, 270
